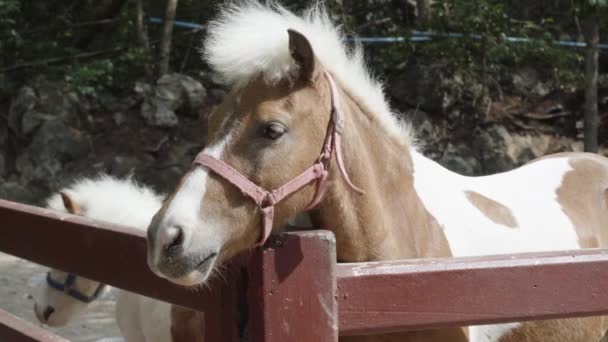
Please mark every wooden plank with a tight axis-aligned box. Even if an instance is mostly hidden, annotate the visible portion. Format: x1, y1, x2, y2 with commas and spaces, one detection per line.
337, 249, 608, 336
0, 199, 232, 317
0, 308, 69, 342
203, 256, 248, 342
248, 231, 338, 342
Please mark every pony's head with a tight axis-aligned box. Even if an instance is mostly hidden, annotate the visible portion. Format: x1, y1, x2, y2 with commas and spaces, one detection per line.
147, 2, 405, 286
34, 175, 163, 326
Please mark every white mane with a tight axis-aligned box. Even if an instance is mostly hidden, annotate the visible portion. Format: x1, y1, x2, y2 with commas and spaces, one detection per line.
45, 175, 164, 230
203, 1, 412, 144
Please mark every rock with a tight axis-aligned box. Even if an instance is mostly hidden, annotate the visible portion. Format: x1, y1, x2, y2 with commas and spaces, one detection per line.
8, 78, 84, 137
113, 112, 127, 126
134, 82, 154, 97
21, 111, 54, 135
138, 74, 207, 126
0, 154, 5, 177
531, 83, 550, 98
511, 67, 550, 98
108, 155, 143, 177
33, 77, 79, 124
8, 86, 37, 133
474, 125, 519, 173
511, 67, 538, 93
390, 65, 484, 115
0, 121, 7, 149
199, 71, 226, 88
16, 119, 90, 184
600, 94, 608, 109
405, 109, 433, 141
437, 143, 482, 176
472, 124, 576, 175
0, 180, 38, 204
142, 166, 185, 194
209, 88, 226, 104
156, 73, 207, 116
140, 98, 179, 127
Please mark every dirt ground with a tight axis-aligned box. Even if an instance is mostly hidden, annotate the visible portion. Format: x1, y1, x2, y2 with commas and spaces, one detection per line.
0, 252, 122, 341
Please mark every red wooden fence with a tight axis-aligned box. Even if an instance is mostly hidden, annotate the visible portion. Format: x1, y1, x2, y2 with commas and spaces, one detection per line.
1, 198, 608, 341
0, 309, 68, 342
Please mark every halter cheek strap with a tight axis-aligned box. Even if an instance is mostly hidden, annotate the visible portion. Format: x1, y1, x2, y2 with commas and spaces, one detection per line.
193, 70, 364, 247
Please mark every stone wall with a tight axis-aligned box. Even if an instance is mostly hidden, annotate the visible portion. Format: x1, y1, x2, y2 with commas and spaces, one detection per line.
1, 67, 606, 204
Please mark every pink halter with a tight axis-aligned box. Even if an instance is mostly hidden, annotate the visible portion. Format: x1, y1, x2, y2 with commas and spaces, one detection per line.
193, 71, 364, 247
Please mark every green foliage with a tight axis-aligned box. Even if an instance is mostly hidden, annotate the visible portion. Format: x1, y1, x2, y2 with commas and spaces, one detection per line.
65, 60, 114, 96
358, 0, 589, 93
0, 0, 20, 58
576, 0, 608, 18
1, 0, 606, 104
587, 0, 608, 7
63, 47, 154, 96
0, 0, 19, 28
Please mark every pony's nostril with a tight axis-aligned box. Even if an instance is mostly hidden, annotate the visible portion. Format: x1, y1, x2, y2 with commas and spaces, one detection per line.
162, 225, 184, 254
43, 306, 55, 321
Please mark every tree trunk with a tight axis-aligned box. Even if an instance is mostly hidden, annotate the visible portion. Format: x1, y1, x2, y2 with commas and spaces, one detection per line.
416, 0, 432, 29
135, 0, 150, 50
159, 0, 179, 76
583, 13, 600, 153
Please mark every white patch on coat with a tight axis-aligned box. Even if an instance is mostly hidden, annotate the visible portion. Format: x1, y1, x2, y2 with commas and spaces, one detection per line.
410, 149, 579, 257
115, 290, 171, 342
160, 135, 232, 244
410, 149, 580, 341
469, 323, 522, 342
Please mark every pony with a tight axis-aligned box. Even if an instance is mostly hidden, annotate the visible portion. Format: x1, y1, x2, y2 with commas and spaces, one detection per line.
33, 175, 203, 342
146, 2, 608, 341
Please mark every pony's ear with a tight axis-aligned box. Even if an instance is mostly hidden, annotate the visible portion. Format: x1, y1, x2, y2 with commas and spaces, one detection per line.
59, 191, 82, 215
288, 29, 319, 81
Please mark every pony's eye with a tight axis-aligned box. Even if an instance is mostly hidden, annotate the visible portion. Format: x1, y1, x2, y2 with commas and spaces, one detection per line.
263, 122, 287, 140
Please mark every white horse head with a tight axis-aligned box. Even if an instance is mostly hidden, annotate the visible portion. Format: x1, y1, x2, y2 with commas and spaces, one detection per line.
33, 175, 164, 326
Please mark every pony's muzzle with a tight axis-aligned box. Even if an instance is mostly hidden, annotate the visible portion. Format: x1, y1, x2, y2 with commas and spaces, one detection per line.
34, 303, 55, 325
159, 225, 185, 256
148, 223, 204, 280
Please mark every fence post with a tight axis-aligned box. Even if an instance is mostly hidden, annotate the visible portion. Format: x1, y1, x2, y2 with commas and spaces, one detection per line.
203, 256, 249, 342
248, 230, 338, 342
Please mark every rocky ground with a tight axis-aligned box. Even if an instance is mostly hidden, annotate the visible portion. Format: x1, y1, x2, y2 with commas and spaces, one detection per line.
0, 65, 606, 340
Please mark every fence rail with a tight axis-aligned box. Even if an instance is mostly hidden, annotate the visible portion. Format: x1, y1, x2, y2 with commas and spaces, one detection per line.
0, 308, 68, 342
1, 199, 608, 341
337, 249, 608, 335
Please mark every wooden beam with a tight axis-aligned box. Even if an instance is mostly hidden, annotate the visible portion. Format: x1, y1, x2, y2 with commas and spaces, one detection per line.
0, 199, 214, 311
337, 249, 608, 336
248, 231, 338, 342
0, 309, 68, 342
0, 199, 243, 340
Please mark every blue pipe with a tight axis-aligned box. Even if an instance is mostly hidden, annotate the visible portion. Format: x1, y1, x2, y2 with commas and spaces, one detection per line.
149, 17, 608, 49
149, 17, 205, 30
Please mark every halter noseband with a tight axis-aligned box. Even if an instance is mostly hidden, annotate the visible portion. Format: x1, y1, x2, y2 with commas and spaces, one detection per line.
46, 272, 105, 303
193, 71, 364, 246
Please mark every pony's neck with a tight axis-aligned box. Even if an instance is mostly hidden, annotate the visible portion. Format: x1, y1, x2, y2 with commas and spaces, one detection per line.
313, 85, 452, 262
